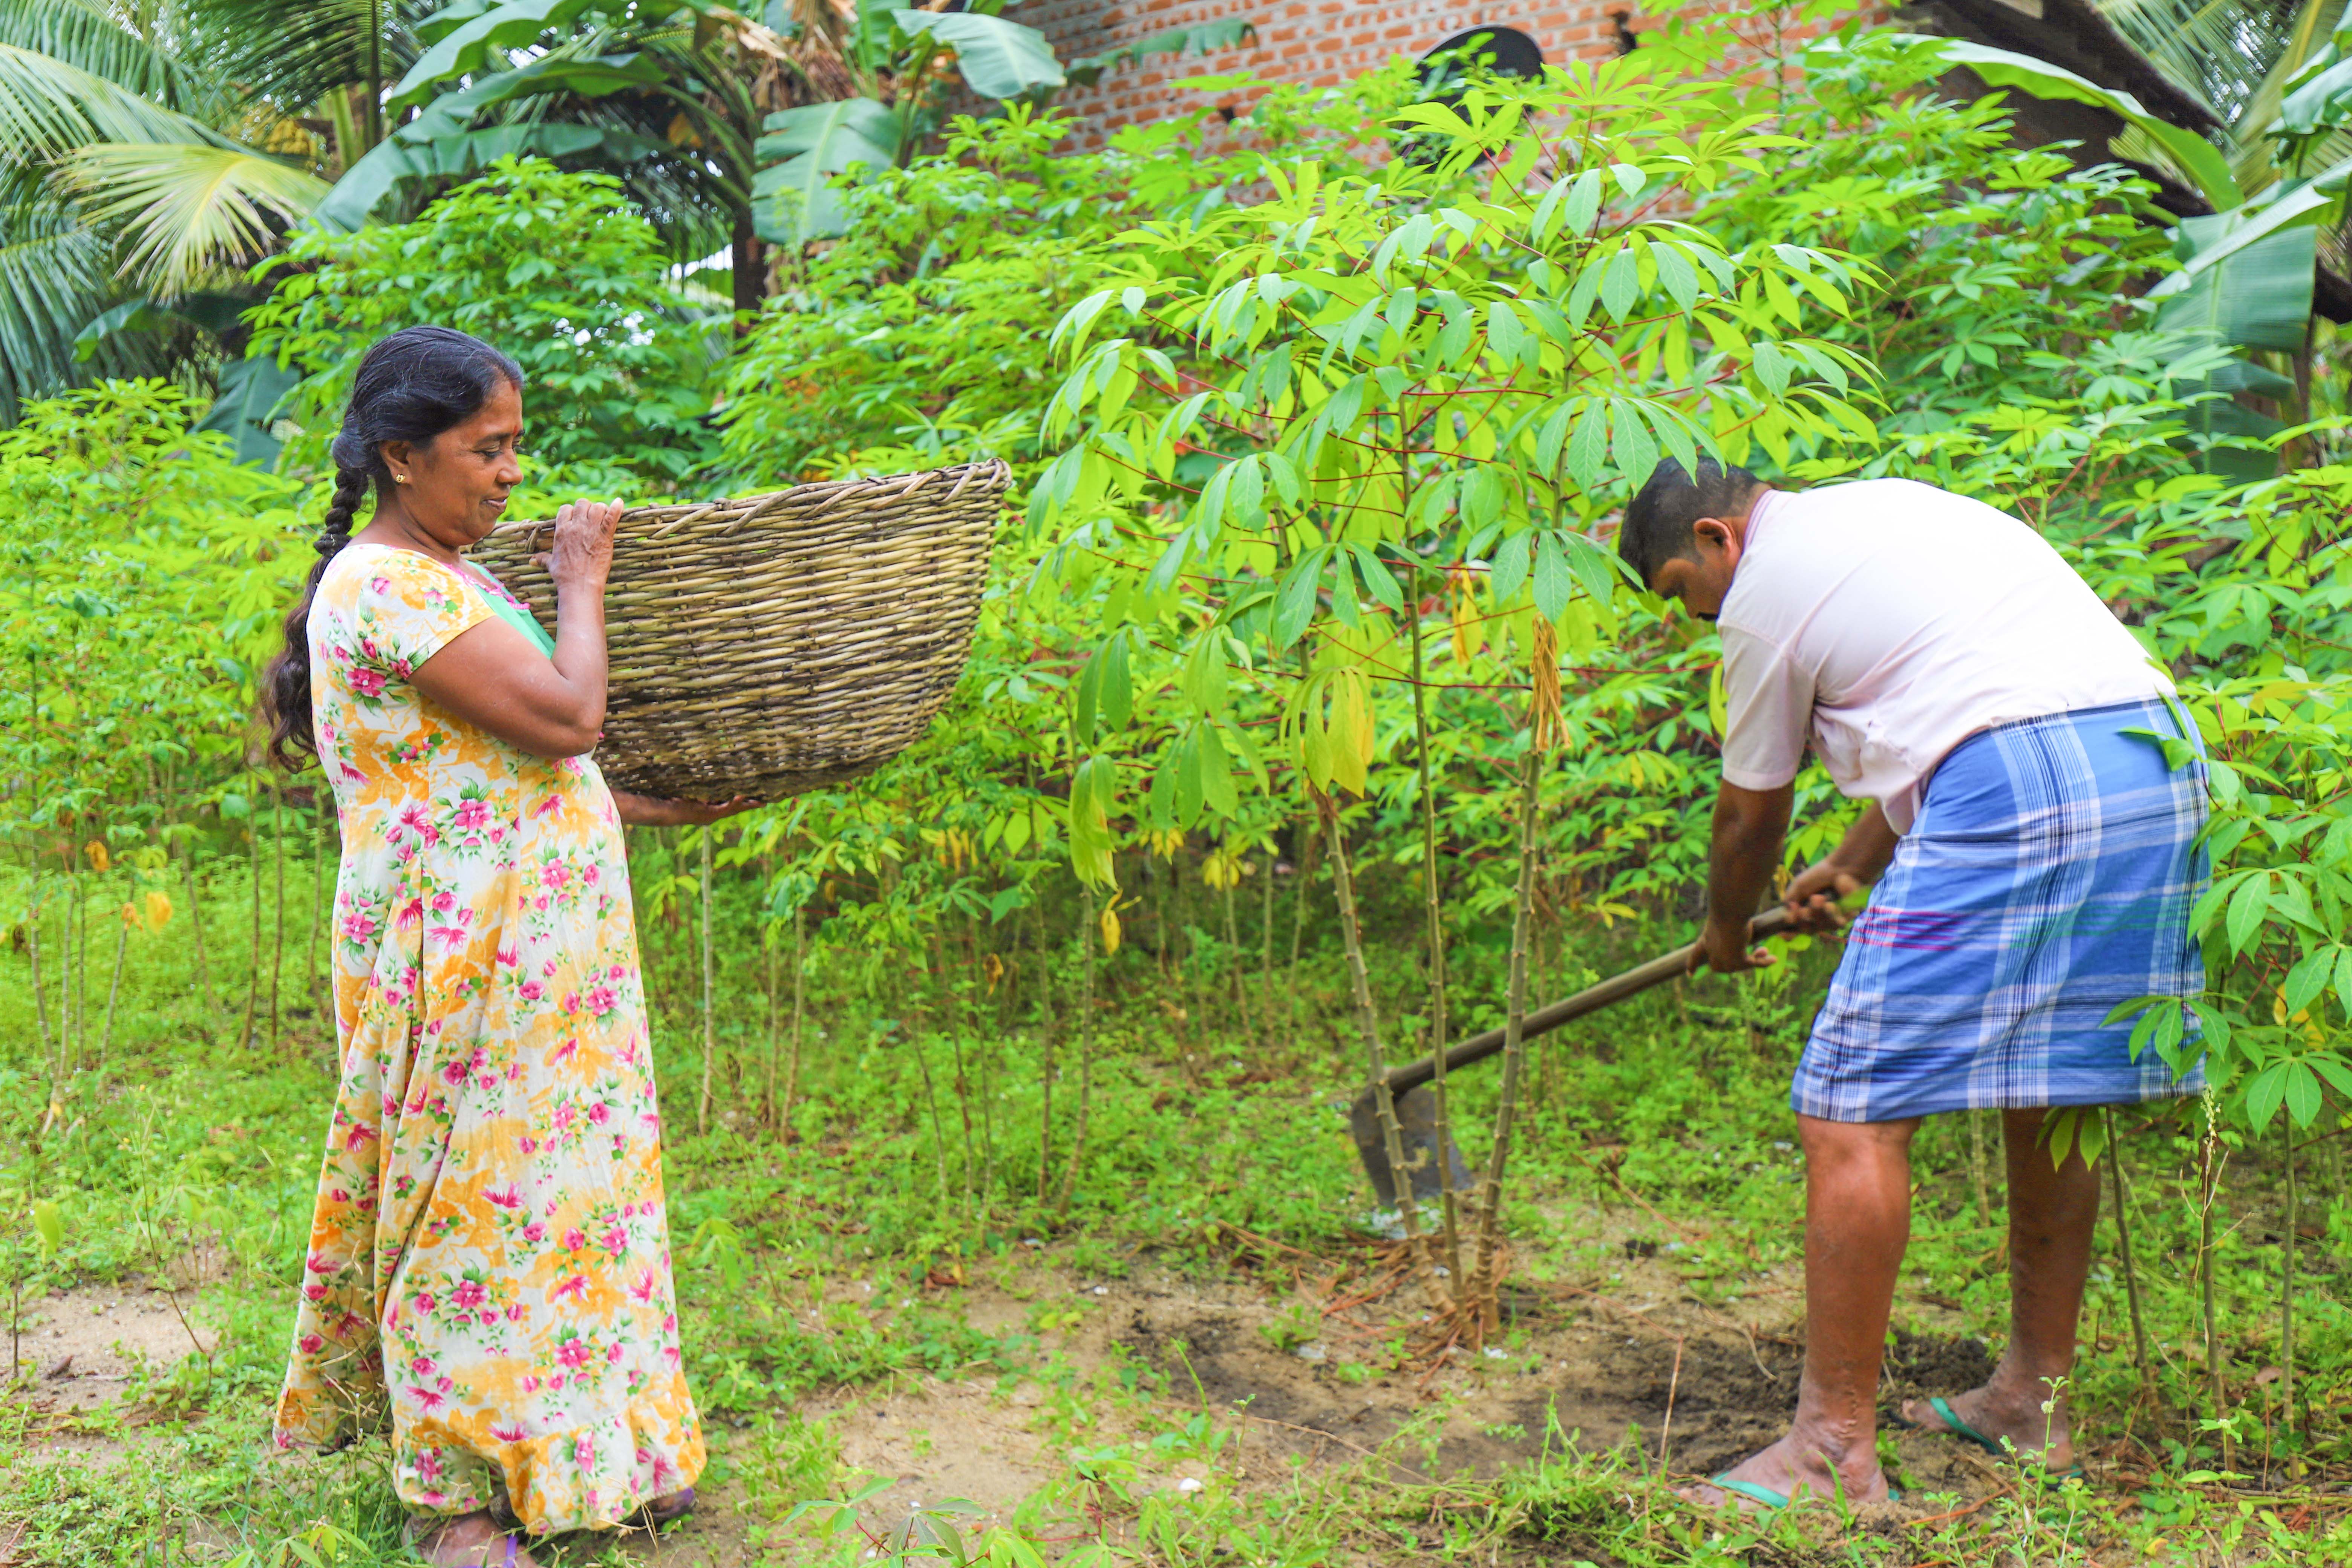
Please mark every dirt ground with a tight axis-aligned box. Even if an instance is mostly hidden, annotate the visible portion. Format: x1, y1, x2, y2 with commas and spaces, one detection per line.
11, 1250, 2016, 1566
617, 1250, 2006, 1565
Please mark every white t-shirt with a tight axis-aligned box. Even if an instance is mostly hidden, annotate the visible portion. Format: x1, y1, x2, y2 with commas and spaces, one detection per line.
1717, 479, 2170, 833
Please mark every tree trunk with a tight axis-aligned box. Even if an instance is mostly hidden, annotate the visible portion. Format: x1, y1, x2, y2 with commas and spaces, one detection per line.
1321, 800, 1438, 1299
2103, 1108, 2154, 1404
731, 209, 767, 332
239, 808, 261, 1052
181, 831, 212, 1014
783, 906, 806, 1139
2282, 1113, 2298, 1442
98, 900, 129, 1064
2200, 1093, 2231, 1465
1035, 903, 1057, 1205
697, 833, 716, 1136
1056, 894, 1097, 1220
1470, 747, 1545, 1338
270, 779, 287, 1053
1257, 841, 1277, 1049
27, 877, 54, 1078
1407, 570, 1462, 1287
306, 792, 329, 1016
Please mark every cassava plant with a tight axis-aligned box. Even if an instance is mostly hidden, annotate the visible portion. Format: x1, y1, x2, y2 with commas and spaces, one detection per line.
1030, 60, 1876, 1320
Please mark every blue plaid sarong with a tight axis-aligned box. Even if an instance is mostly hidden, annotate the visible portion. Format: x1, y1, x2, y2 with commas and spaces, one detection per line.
1792, 698, 2208, 1124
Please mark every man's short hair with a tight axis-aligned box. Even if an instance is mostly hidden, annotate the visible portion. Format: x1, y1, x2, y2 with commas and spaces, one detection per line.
1617, 457, 1762, 588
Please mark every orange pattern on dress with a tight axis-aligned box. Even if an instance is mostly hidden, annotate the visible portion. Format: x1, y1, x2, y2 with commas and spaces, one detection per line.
274, 542, 704, 1534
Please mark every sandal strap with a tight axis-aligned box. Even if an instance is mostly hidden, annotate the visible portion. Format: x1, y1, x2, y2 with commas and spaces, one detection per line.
1928, 1395, 2011, 1459
1709, 1475, 1793, 1510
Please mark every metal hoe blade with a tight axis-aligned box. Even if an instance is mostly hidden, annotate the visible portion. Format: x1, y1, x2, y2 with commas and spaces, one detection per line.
1350, 906, 1793, 1206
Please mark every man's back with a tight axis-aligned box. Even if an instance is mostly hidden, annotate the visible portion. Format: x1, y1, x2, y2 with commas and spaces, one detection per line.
1717, 478, 2167, 830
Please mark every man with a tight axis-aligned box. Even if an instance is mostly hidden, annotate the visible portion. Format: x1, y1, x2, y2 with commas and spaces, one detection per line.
1619, 459, 2206, 1510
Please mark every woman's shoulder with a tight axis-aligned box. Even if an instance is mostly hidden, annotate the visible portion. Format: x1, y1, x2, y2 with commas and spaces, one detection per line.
319, 543, 482, 615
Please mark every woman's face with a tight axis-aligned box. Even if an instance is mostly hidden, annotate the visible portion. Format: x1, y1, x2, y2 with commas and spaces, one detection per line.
380, 378, 526, 548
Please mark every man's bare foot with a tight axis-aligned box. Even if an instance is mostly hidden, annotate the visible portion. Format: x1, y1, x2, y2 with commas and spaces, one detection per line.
409, 1511, 536, 1567
1676, 1424, 1890, 1512
1899, 1379, 2074, 1470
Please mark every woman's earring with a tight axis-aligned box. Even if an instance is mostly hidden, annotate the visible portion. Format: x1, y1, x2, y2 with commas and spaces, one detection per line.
394, 474, 409, 484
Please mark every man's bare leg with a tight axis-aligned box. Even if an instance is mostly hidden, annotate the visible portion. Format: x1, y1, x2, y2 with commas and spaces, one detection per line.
1900, 1106, 2099, 1468
1687, 1112, 1918, 1506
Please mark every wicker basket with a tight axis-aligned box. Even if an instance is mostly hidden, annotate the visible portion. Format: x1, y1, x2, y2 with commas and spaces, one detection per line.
467, 459, 1008, 801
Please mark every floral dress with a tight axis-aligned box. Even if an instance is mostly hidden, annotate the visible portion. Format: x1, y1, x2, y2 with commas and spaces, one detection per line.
274, 543, 704, 1534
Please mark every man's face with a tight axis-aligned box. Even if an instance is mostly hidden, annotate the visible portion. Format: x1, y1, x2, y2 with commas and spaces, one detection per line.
1645, 516, 1743, 620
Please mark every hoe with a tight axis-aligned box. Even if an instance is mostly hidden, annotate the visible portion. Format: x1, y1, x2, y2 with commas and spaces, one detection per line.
1351, 905, 1797, 1204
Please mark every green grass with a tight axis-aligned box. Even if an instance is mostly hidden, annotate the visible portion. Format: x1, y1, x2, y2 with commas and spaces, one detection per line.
5, 855, 2352, 1564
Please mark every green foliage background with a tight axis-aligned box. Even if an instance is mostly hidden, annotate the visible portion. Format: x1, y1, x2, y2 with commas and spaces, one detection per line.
10, 24, 2352, 1565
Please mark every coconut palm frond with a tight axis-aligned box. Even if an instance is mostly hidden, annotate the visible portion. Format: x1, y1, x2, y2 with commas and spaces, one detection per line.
0, 0, 217, 107
200, 0, 427, 118
0, 197, 124, 420
2098, 0, 2300, 122
0, 40, 227, 161
58, 141, 328, 294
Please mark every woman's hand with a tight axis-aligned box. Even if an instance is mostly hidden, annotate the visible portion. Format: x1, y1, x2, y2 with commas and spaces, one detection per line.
413, 497, 622, 758
612, 791, 761, 827
536, 498, 624, 599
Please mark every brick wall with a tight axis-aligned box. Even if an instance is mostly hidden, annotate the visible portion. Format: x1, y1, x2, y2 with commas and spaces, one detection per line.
1026, 2, 1893, 150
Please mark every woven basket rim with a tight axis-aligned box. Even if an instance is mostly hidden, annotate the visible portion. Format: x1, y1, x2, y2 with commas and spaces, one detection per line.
480, 458, 1011, 545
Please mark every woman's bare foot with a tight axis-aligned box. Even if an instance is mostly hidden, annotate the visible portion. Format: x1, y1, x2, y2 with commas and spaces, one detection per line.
409, 1511, 536, 1567
1900, 1377, 2073, 1470
1677, 1422, 1890, 1511
640, 1487, 696, 1526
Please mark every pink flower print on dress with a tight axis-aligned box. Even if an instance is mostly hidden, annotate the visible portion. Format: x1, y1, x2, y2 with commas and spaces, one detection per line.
493, 1424, 528, 1443
349, 666, 386, 698
629, 1271, 657, 1305
519, 980, 544, 1001
558, 1338, 592, 1369
541, 862, 571, 889
601, 1226, 627, 1254
562, 1228, 587, 1252
586, 986, 616, 1017
485, 1186, 521, 1211
553, 1274, 587, 1303
606, 1342, 624, 1364
414, 1292, 436, 1314
430, 890, 456, 914
299, 1332, 324, 1353
411, 1355, 436, 1376
417, 1450, 443, 1484
338, 910, 380, 942
452, 1280, 486, 1310
523, 1223, 545, 1245
454, 799, 490, 832
407, 1384, 446, 1412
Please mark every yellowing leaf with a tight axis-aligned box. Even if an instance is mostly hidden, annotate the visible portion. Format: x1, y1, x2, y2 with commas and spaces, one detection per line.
84, 840, 110, 873
1099, 902, 1122, 956
31, 1199, 61, 1259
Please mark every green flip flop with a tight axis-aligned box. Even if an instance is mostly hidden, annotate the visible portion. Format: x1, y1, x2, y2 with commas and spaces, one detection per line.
1708, 1476, 1793, 1511
1703, 1476, 1903, 1511
1913, 1396, 2086, 1482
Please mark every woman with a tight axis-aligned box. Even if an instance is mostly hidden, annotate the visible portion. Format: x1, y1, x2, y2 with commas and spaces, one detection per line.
262, 326, 749, 1567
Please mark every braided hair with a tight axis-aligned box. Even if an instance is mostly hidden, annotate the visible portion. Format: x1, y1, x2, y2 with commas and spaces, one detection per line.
260, 326, 525, 770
